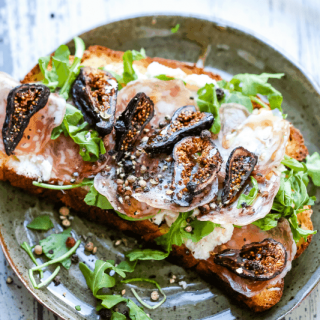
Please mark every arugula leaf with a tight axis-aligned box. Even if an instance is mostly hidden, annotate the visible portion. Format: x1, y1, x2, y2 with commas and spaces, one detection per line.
39, 228, 74, 269
79, 259, 151, 319
281, 154, 307, 172
103, 69, 125, 90
171, 24, 180, 33
115, 210, 155, 221
181, 219, 221, 243
111, 312, 126, 320
155, 211, 193, 252
305, 152, 320, 186
154, 74, 175, 81
51, 104, 106, 162
252, 213, 282, 231
269, 170, 315, 242
39, 37, 85, 99
79, 260, 118, 295
230, 73, 284, 111
32, 178, 93, 190
21, 242, 44, 278
236, 176, 259, 209
224, 92, 253, 112
122, 49, 146, 85
197, 84, 221, 134
132, 48, 146, 60
126, 249, 169, 261
84, 185, 113, 210
27, 215, 54, 231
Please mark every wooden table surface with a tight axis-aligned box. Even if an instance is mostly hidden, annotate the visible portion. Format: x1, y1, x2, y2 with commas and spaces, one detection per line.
0, 0, 319, 319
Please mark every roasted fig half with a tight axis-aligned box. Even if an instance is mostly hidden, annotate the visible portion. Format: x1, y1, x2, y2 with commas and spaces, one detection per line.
172, 136, 222, 206
2, 83, 50, 155
145, 105, 214, 155
72, 66, 118, 136
214, 238, 287, 281
114, 92, 154, 161
221, 147, 258, 205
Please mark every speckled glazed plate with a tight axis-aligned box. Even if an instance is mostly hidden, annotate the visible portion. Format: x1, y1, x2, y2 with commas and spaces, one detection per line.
1, 15, 320, 320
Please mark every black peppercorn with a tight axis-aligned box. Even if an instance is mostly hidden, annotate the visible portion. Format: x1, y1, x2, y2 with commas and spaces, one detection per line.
215, 88, 225, 100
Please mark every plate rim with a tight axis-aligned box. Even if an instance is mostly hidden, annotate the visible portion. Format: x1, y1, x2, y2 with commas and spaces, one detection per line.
1, 13, 320, 320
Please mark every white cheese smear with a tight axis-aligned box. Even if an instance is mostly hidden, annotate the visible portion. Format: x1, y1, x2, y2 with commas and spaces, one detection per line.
184, 224, 234, 260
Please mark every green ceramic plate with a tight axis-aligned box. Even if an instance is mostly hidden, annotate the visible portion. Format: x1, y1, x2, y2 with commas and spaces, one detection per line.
1, 15, 320, 320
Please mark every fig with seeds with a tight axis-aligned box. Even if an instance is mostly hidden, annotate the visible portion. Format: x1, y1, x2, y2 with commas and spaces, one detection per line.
172, 136, 222, 206
72, 67, 118, 136
214, 238, 287, 281
145, 105, 214, 155
3, 83, 50, 155
114, 92, 154, 161
221, 146, 258, 205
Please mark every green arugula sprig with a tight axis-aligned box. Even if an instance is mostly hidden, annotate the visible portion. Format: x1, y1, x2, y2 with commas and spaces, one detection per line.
51, 104, 106, 162
197, 73, 285, 135
218, 73, 285, 112
102, 48, 146, 90
236, 176, 259, 209
79, 259, 152, 319
27, 235, 81, 289
39, 37, 85, 99
171, 24, 180, 33
126, 211, 220, 262
252, 155, 319, 242
27, 215, 54, 231
21, 242, 44, 278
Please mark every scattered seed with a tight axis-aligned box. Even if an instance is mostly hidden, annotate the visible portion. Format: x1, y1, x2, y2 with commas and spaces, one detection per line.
139, 180, 147, 188
122, 238, 128, 247
62, 219, 71, 227
66, 237, 76, 248
117, 179, 124, 185
165, 156, 173, 162
92, 247, 97, 254
59, 206, 69, 216
121, 289, 126, 296
165, 114, 171, 121
60, 215, 67, 220
6, 276, 13, 284
53, 276, 61, 286
114, 240, 122, 247
151, 290, 159, 301
85, 242, 94, 252
150, 179, 158, 185
140, 165, 147, 173
162, 165, 168, 171
71, 254, 79, 264
141, 136, 149, 143
209, 202, 216, 210
169, 278, 175, 284
127, 175, 136, 183
143, 128, 150, 133
34, 245, 43, 255
185, 226, 192, 233
68, 216, 74, 221
166, 190, 174, 195
62, 292, 66, 297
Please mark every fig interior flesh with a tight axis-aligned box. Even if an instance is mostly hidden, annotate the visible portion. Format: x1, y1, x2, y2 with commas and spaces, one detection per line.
114, 92, 154, 161
145, 105, 214, 155
214, 238, 287, 281
221, 146, 258, 205
72, 66, 118, 136
2, 83, 50, 155
172, 136, 222, 207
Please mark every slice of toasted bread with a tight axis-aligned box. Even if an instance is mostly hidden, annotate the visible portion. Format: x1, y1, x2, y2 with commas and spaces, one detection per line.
9, 45, 313, 312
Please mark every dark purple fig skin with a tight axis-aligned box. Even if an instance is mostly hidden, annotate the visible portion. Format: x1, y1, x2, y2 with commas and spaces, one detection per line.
145, 105, 214, 155
172, 136, 222, 207
72, 67, 118, 136
114, 92, 154, 161
214, 238, 287, 281
221, 146, 258, 205
2, 83, 50, 155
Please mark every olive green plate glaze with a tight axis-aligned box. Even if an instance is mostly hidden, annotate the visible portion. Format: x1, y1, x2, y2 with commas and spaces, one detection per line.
1, 15, 320, 320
